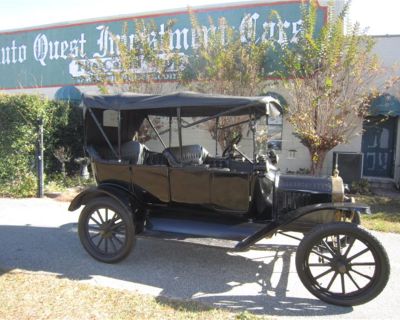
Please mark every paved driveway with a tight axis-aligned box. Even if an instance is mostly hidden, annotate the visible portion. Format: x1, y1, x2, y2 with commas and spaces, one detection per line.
0, 198, 399, 319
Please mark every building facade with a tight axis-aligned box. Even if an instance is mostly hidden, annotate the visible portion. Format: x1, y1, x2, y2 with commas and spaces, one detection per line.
1, 0, 399, 184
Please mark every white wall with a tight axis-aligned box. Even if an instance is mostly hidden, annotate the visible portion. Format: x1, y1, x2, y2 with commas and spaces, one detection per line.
1, 85, 101, 98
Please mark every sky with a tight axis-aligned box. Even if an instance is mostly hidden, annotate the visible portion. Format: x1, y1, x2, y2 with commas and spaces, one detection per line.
0, 0, 399, 35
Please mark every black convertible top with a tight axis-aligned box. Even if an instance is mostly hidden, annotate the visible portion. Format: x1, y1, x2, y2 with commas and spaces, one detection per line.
83, 91, 282, 117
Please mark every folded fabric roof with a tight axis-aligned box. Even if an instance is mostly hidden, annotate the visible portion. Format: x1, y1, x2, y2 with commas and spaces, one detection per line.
82, 91, 282, 117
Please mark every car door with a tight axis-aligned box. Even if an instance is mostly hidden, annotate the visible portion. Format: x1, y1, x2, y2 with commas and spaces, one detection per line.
169, 166, 210, 204
169, 166, 251, 213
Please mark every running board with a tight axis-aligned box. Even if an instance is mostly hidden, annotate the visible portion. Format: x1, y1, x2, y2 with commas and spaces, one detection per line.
138, 230, 239, 249
140, 217, 269, 250
146, 217, 266, 241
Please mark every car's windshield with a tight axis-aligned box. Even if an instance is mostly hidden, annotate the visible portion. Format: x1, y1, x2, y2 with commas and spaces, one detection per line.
142, 116, 216, 153
252, 114, 282, 157
141, 113, 282, 162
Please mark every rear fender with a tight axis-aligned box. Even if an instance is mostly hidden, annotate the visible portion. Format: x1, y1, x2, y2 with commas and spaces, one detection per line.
68, 184, 144, 215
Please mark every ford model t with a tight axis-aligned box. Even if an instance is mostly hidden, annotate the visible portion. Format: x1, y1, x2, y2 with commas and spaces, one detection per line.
69, 92, 390, 306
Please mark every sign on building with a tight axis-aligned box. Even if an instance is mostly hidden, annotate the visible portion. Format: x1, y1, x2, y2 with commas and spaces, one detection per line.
0, 1, 326, 89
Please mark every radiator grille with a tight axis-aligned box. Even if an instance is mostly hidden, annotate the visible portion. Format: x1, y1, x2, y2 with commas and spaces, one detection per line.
277, 191, 311, 214
276, 191, 330, 217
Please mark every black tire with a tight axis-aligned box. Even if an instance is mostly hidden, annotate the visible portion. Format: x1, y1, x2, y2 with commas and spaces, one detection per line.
296, 222, 390, 306
78, 197, 135, 263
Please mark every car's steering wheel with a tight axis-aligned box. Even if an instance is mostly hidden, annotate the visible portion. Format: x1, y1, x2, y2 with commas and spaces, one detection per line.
222, 134, 242, 157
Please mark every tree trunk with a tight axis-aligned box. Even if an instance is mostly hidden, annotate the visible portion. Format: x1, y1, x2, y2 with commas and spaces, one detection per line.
309, 149, 328, 176
61, 162, 66, 179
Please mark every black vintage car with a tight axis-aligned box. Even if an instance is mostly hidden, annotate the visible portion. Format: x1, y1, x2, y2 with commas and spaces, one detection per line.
69, 91, 390, 306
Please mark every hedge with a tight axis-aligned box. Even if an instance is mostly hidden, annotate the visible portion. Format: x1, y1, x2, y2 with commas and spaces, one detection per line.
0, 94, 83, 197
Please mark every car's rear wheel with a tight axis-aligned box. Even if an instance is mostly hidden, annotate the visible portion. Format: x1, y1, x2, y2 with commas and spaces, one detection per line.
296, 222, 390, 306
78, 197, 135, 263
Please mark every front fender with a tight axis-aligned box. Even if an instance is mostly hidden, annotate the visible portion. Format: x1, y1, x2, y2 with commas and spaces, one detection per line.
278, 202, 370, 225
68, 184, 143, 213
235, 202, 370, 250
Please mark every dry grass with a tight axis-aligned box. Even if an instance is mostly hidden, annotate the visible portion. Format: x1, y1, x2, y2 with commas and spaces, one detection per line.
52, 187, 82, 202
355, 195, 400, 234
0, 269, 265, 320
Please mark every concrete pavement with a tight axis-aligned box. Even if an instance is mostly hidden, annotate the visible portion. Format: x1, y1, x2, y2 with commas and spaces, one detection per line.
0, 198, 399, 319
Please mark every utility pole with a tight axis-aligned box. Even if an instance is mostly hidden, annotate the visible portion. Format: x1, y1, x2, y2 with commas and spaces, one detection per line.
37, 118, 44, 198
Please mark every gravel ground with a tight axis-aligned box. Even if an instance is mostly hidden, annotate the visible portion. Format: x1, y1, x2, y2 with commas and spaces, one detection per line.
0, 197, 399, 319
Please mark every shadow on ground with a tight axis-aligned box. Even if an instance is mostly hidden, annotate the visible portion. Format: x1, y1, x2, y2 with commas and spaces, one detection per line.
0, 223, 352, 317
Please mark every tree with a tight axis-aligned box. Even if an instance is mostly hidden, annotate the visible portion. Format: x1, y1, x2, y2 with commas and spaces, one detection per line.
53, 146, 72, 179
180, 14, 274, 150
280, 0, 381, 175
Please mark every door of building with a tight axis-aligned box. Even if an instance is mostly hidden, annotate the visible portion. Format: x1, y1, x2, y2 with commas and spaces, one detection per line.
361, 116, 397, 178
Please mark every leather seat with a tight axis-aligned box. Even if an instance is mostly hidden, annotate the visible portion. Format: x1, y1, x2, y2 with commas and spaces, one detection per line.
120, 141, 147, 164
163, 144, 209, 166
87, 141, 147, 164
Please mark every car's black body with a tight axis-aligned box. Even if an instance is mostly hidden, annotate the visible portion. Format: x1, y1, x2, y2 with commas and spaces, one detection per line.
70, 92, 390, 306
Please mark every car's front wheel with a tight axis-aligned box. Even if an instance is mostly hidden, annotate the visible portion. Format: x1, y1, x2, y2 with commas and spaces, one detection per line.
78, 197, 135, 263
296, 222, 390, 306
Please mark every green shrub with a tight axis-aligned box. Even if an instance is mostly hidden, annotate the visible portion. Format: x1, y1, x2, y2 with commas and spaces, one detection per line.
0, 94, 84, 197
351, 179, 371, 195
45, 101, 84, 174
45, 174, 95, 193
286, 168, 311, 175
0, 173, 37, 198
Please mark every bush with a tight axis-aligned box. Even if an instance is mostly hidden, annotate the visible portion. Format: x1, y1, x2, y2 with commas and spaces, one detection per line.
45, 174, 95, 193
0, 173, 37, 198
286, 168, 311, 175
0, 94, 84, 197
351, 179, 371, 195
45, 100, 84, 174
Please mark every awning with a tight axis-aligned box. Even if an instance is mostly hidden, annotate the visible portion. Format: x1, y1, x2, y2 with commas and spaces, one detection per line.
369, 93, 400, 116
55, 86, 82, 105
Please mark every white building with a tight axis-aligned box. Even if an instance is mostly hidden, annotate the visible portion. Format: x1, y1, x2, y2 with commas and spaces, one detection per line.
1, 1, 399, 184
